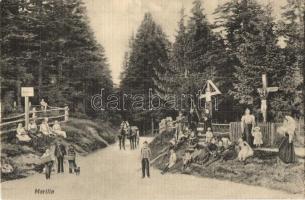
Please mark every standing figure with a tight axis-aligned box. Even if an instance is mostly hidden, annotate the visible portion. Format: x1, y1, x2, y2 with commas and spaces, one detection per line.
241, 108, 255, 147
119, 120, 129, 150
252, 126, 263, 148
277, 116, 297, 163
41, 148, 54, 180
40, 99, 48, 112
54, 141, 66, 173
67, 145, 77, 174
140, 141, 151, 178
175, 111, 185, 140
128, 127, 134, 150
188, 108, 199, 135
203, 109, 212, 132
205, 127, 213, 143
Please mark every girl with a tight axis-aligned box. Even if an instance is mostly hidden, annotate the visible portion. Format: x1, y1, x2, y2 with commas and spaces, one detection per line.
252, 126, 263, 148
67, 145, 77, 173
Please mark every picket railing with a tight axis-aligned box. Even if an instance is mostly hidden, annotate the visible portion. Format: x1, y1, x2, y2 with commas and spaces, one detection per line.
0, 105, 69, 135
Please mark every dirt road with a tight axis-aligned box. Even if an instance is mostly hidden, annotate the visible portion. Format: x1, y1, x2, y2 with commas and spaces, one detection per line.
1, 137, 302, 200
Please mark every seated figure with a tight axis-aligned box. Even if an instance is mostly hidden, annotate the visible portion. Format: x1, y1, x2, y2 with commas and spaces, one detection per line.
16, 123, 31, 142
29, 120, 38, 135
40, 118, 55, 136
52, 120, 67, 138
205, 127, 213, 143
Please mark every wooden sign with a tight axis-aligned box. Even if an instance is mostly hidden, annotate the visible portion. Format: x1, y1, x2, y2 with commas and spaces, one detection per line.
21, 87, 34, 97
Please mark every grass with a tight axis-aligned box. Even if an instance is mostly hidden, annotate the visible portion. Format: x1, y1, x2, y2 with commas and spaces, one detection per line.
1, 117, 118, 182
149, 130, 305, 194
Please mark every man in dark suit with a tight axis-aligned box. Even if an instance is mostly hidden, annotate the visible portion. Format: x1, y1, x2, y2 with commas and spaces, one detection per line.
54, 141, 66, 173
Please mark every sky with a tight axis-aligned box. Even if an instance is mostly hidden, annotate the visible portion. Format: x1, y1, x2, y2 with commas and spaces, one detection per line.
83, 0, 287, 85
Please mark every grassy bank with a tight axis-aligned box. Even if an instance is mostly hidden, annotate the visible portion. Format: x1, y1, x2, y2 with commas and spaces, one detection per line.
1, 118, 118, 182
149, 131, 304, 194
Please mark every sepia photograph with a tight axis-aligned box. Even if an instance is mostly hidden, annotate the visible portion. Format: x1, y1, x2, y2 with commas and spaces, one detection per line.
0, 0, 304, 199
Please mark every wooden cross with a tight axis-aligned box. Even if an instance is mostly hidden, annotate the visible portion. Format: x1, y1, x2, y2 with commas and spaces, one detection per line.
257, 74, 279, 123
200, 80, 221, 117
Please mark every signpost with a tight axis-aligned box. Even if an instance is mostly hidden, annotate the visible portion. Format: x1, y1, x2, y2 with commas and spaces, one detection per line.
21, 87, 34, 130
257, 74, 278, 123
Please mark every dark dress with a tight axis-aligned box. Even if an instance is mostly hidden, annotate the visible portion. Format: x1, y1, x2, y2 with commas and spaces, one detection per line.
242, 123, 254, 147
278, 133, 296, 163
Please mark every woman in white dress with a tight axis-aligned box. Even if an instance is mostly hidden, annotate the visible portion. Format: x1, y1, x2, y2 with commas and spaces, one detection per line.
40, 118, 54, 136
16, 123, 31, 142
52, 120, 67, 138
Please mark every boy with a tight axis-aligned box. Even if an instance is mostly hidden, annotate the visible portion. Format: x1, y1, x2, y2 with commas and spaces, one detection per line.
140, 141, 151, 178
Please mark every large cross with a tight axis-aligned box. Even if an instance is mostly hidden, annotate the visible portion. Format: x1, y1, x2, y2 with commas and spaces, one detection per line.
200, 80, 221, 117
257, 74, 279, 123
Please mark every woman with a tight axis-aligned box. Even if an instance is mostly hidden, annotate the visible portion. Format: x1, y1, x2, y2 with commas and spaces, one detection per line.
241, 108, 255, 147
41, 148, 54, 180
52, 120, 67, 138
277, 116, 297, 163
16, 123, 31, 142
40, 118, 54, 136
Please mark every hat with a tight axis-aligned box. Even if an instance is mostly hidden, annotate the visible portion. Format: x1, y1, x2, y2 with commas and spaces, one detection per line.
254, 126, 260, 131
207, 127, 212, 131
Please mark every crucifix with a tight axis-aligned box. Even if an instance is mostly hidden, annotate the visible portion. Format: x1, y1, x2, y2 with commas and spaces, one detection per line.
200, 80, 221, 118
257, 74, 279, 123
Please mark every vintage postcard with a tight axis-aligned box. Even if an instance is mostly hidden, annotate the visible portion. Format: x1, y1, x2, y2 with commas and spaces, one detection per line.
0, 0, 304, 199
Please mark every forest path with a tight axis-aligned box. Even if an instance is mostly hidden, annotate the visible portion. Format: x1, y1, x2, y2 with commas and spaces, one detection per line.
2, 137, 302, 200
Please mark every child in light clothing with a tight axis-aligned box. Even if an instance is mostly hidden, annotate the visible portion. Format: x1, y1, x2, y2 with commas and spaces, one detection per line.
252, 126, 263, 148
205, 127, 213, 143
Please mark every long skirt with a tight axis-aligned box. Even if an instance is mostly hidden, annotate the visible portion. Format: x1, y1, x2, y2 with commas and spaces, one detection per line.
279, 135, 296, 163
242, 124, 253, 147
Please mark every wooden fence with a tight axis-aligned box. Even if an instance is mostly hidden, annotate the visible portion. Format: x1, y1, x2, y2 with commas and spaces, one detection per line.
0, 105, 69, 135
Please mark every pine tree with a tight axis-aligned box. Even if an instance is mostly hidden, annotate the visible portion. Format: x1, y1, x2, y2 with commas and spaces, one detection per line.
275, 0, 304, 119
215, 0, 283, 120
120, 13, 171, 130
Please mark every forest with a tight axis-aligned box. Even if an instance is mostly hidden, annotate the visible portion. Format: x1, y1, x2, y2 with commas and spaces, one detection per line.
1, 0, 304, 132
119, 0, 304, 131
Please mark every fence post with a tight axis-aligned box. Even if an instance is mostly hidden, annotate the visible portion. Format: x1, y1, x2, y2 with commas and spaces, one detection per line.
270, 123, 275, 146
64, 106, 69, 122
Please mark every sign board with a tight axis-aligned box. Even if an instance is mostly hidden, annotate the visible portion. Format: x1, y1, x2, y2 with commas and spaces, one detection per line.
21, 87, 34, 97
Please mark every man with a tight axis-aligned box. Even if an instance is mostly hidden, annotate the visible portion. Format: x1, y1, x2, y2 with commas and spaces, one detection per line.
140, 141, 151, 178
119, 120, 129, 150
54, 141, 66, 173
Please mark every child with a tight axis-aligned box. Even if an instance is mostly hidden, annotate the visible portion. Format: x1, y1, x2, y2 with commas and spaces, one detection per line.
67, 145, 77, 173
140, 141, 151, 178
182, 150, 192, 170
161, 149, 177, 175
238, 138, 254, 161
41, 148, 53, 180
252, 126, 263, 148
205, 127, 213, 143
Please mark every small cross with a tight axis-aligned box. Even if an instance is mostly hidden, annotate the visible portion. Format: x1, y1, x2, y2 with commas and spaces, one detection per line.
257, 74, 279, 123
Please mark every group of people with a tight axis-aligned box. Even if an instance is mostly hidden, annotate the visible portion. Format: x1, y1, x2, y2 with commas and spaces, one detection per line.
16, 118, 67, 143
157, 108, 298, 175
118, 120, 140, 150
40, 141, 79, 179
